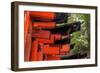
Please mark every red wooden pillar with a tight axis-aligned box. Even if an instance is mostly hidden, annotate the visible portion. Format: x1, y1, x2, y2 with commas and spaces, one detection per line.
30, 40, 38, 61
32, 22, 56, 29
24, 11, 32, 61
37, 35, 55, 44
30, 11, 55, 21
60, 44, 70, 55
46, 55, 60, 60
43, 45, 60, 55
32, 30, 50, 39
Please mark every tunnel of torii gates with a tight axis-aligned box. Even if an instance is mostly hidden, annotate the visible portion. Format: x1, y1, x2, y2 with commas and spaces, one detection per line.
24, 11, 83, 61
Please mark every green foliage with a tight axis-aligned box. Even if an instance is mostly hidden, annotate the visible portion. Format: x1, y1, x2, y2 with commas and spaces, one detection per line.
67, 13, 90, 54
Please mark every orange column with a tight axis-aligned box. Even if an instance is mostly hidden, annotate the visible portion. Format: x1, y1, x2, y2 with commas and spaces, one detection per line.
46, 55, 60, 60
32, 22, 56, 29
24, 11, 32, 61
60, 44, 70, 55
32, 30, 50, 39
30, 40, 38, 61
43, 45, 60, 55
30, 11, 55, 21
